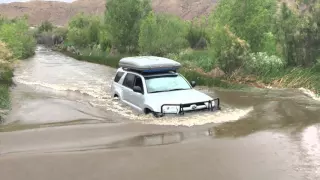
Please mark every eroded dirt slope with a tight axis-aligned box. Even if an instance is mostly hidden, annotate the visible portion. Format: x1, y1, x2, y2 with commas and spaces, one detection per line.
0, 0, 217, 26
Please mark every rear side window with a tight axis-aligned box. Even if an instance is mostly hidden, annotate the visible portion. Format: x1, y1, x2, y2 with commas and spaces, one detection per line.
122, 73, 135, 89
114, 71, 124, 83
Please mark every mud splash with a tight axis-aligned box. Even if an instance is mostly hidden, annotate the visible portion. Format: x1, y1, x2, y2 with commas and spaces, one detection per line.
299, 88, 320, 101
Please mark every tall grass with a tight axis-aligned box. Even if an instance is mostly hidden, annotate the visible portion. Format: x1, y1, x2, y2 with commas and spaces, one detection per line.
0, 41, 14, 112
0, 84, 10, 109
179, 68, 248, 89
259, 67, 320, 94
167, 50, 217, 72
60, 48, 128, 68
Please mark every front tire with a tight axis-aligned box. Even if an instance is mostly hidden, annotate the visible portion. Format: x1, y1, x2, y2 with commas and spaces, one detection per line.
144, 108, 164, 118
152, 112, 164, 118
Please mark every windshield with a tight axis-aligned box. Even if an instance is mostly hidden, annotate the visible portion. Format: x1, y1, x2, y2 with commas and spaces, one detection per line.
145, 74, 191, 93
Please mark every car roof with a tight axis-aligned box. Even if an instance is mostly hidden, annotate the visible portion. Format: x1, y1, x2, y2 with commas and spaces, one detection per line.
119, 56, 181, 72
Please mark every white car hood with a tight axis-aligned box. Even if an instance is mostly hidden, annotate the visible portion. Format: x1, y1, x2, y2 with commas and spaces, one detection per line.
145, 89, 213, 112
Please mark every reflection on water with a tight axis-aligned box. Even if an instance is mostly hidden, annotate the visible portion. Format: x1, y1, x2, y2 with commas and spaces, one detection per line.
299, 125, 320, 179
212, 99, 320, 138
0, 129, 215, 156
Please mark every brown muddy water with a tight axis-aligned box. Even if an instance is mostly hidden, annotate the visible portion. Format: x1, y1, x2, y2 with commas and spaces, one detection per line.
1, 46, 320, 180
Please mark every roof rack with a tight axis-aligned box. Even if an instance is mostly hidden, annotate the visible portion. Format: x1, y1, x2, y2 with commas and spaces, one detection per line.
119, 56, 181, 72
123, 67, 177, 75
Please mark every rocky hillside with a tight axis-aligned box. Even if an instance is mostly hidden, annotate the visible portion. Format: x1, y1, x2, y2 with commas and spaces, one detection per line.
0, 0, 217, 26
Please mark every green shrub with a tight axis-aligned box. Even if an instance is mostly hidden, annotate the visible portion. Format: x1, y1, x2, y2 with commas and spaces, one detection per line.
261, 32, 277, 56
177, 50, 216, 72
185, 17, 210, 49
210, 25, 250, 73
105, 0, 152, 53
0, 17, 36, 59
244, 52, 286, 76
207, 0, 277, 52
139, 12, 189, 56
78, 45, 108, 57
0, 67, 14, 85
67, 13, 101, 48
99, 27, 112, 52
0, 84, 10, 109
53, 27, 68, 41
38, 20, 54, 33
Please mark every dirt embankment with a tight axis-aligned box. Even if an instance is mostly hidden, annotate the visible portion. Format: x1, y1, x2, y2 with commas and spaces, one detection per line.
0, 0, 218, 26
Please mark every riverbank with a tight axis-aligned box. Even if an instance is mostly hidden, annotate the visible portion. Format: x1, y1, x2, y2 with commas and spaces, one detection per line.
53, 46, 320, 97
0, 17, 37, 122
0, 43, 14, 122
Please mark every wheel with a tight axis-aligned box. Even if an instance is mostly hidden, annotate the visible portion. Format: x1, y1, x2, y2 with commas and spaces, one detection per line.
152, 112, 164, 118
144, 108, 164, 118
113, 94, 121, 101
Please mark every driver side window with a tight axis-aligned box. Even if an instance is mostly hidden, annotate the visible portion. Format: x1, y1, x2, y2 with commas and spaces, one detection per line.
133, 76, 144, 94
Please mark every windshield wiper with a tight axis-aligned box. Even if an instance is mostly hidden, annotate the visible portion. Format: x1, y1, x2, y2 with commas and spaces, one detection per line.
149, 88, 188, 93
149, 90, 168, 93
167, 88, 189, 92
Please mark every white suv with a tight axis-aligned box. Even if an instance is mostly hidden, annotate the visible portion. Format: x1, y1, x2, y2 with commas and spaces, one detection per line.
110, 56, 220, 117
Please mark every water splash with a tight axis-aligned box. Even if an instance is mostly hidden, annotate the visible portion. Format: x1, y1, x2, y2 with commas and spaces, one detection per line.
299, 88, 320, 101
136, 107, 253, 127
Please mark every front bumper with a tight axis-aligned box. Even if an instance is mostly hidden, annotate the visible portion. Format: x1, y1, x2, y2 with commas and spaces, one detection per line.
159, 98, 221, 116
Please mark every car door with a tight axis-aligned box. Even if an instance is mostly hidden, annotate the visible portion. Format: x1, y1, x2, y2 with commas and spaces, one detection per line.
129, 75, 145, 110
121, 73, 145, 111
122, 72, 135, 103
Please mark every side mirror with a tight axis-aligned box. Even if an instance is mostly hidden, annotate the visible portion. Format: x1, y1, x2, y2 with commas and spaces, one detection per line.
133, 86, 143, 93
190, 81, 196, 88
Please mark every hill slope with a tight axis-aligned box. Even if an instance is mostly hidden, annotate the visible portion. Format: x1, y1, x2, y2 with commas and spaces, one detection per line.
0, 0, 217, 26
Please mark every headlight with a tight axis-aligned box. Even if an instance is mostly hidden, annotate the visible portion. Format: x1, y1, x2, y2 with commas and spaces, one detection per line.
205, 101, 215, 108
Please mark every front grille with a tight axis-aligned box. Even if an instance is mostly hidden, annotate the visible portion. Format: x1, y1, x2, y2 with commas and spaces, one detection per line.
181, 102, 206, 108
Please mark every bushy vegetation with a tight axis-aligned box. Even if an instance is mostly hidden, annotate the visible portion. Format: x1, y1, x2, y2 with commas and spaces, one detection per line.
0, 16, 36, 59
0, 16, 36, 119
104, 0, 151, 54
67, 13, 102, 48
35, 20, 68, 47
139, 12, 189, 56
56, 0, 320, 94
0, 41, 14, 115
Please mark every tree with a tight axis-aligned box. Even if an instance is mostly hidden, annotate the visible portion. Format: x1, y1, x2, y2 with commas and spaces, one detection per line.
138, 12, 189, 56
38, 20, 53, 33
210, 25, 250, 73
275, 2, 320, 66
67, 13, 101, 48
104, 0, 152, 53
186, 16, 210, 49
208, 0, 277, 52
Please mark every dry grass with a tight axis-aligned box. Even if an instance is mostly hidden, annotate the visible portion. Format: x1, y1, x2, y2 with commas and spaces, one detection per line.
0, 41, 15, 72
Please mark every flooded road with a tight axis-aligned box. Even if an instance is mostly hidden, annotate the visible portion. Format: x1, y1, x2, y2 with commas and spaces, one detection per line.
1, 46, 320, 180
